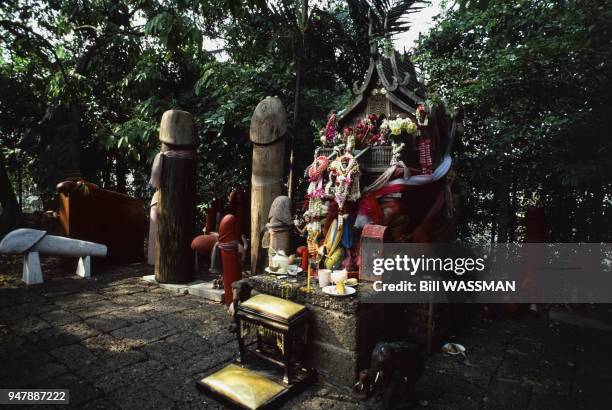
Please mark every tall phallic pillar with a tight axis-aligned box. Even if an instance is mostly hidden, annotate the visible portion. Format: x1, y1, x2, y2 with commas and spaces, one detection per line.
153, 110, 198, 283
250, 97, 287, 272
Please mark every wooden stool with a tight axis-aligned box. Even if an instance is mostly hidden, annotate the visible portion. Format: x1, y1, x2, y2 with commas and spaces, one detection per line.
235, 294, 310, 384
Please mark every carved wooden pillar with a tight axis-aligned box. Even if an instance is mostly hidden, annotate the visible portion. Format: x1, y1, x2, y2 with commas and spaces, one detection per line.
154, 110, 198, 284
250, 97, 287, 272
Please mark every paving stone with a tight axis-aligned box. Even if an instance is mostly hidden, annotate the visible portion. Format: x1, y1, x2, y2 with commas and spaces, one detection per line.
0, 303, 56, 325
29, 322, 101, 350
77, 397, 120, 409
71, 300, 125, 319
528, 391, 575, 410
182, 342, 237, 377
4, 259, 612, 410
38, 372, 103, 406
0, 360, 68, 388
4, 347, 54, 372
52, 292, 107, 311
85, 314, 131, 333
40, 309, 82, 326
164, 332, 212, 355
93, 360, 166, 393
482, 377, 531, 410
0, 328, 34, 358
283, 386, 366, 410
140, 338, 193, 367
49, 344, 98, 370
110, 319, 177, 348
104, 307, 152, 324
99, 283, 148, 297
147, 368, 221, 409
9, 315, 51, 335
109, 384, 175, 410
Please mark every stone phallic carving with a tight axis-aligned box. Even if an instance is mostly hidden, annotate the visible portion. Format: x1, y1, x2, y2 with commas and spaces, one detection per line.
261, 195, 293, 270
0, 228, 107, 285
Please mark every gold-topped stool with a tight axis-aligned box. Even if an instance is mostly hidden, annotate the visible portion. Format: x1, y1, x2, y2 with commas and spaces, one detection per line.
236, 294, 310, 384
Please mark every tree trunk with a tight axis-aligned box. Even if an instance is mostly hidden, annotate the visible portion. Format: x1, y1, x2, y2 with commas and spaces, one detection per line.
0, 150, 20, 235
508, 182, 518, 242
495, 182, 510, 243
287, 0, 309, 199
116, 153, 127, 193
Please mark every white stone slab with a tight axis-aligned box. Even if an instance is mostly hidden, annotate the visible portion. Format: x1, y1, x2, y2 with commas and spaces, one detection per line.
188, 282, 225, 303
141, 275, 207, 295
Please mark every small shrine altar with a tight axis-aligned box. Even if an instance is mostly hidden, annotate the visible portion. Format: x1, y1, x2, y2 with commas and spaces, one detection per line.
197, 11, 461, 403
246, 274, 376, 389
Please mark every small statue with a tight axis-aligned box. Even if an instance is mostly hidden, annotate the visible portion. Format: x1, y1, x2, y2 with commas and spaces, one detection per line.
229, 279, 252, 317
344, 127, 356, 154
353, 341, 424, 409
261, 196, 293, 271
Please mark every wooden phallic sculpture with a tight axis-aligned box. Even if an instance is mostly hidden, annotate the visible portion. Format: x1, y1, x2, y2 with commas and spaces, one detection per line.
150, 110, 198, 283
250, 97, 287, 272
0, 228, 107, 284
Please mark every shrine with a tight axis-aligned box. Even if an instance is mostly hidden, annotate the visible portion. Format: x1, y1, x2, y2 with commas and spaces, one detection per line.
200, 33, 462, 403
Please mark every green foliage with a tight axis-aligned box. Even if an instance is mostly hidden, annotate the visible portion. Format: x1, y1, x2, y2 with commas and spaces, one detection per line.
415, 0, 612, 242
0, 0, 367, 213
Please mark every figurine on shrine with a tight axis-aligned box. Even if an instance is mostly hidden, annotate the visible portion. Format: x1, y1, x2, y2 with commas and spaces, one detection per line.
344, 127, 356, 154
416, 105, 433, 175
261, 196, 293, 272
321, 111, 339, 147
328, 152, 360, 211
306, 153, 329, 200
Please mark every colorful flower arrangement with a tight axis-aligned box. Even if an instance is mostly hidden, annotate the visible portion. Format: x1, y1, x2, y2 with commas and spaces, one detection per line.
317, 112, 418, 150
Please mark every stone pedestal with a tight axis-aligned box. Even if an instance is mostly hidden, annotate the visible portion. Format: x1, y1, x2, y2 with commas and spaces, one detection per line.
246, 275, 462, 391
245, 275, 379, 391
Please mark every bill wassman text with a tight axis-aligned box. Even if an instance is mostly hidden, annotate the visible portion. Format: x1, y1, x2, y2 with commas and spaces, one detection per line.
374, 280, 517, 293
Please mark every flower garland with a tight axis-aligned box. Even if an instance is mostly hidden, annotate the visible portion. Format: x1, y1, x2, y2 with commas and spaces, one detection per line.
329, 152, 360, 210
306, 155, 329, 199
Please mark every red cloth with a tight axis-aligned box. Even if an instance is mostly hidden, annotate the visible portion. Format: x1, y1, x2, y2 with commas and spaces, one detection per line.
219, 214, 240, 243
219, 214, 241, 305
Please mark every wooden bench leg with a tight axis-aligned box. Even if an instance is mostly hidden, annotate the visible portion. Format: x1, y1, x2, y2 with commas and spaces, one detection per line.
236, 319, 246, 364
282, 332, 293, 384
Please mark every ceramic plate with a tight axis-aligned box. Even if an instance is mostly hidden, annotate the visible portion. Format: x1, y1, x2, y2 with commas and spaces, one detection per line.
442, 343, 466, 356
265, 267, 302, 275
322, 285, 356, 297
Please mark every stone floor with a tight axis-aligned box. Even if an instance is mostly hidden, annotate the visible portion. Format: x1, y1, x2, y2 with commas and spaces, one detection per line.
1, 256, 612, 409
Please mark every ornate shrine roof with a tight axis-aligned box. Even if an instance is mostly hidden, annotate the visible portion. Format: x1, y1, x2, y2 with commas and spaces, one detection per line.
338, 49, 427, 125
